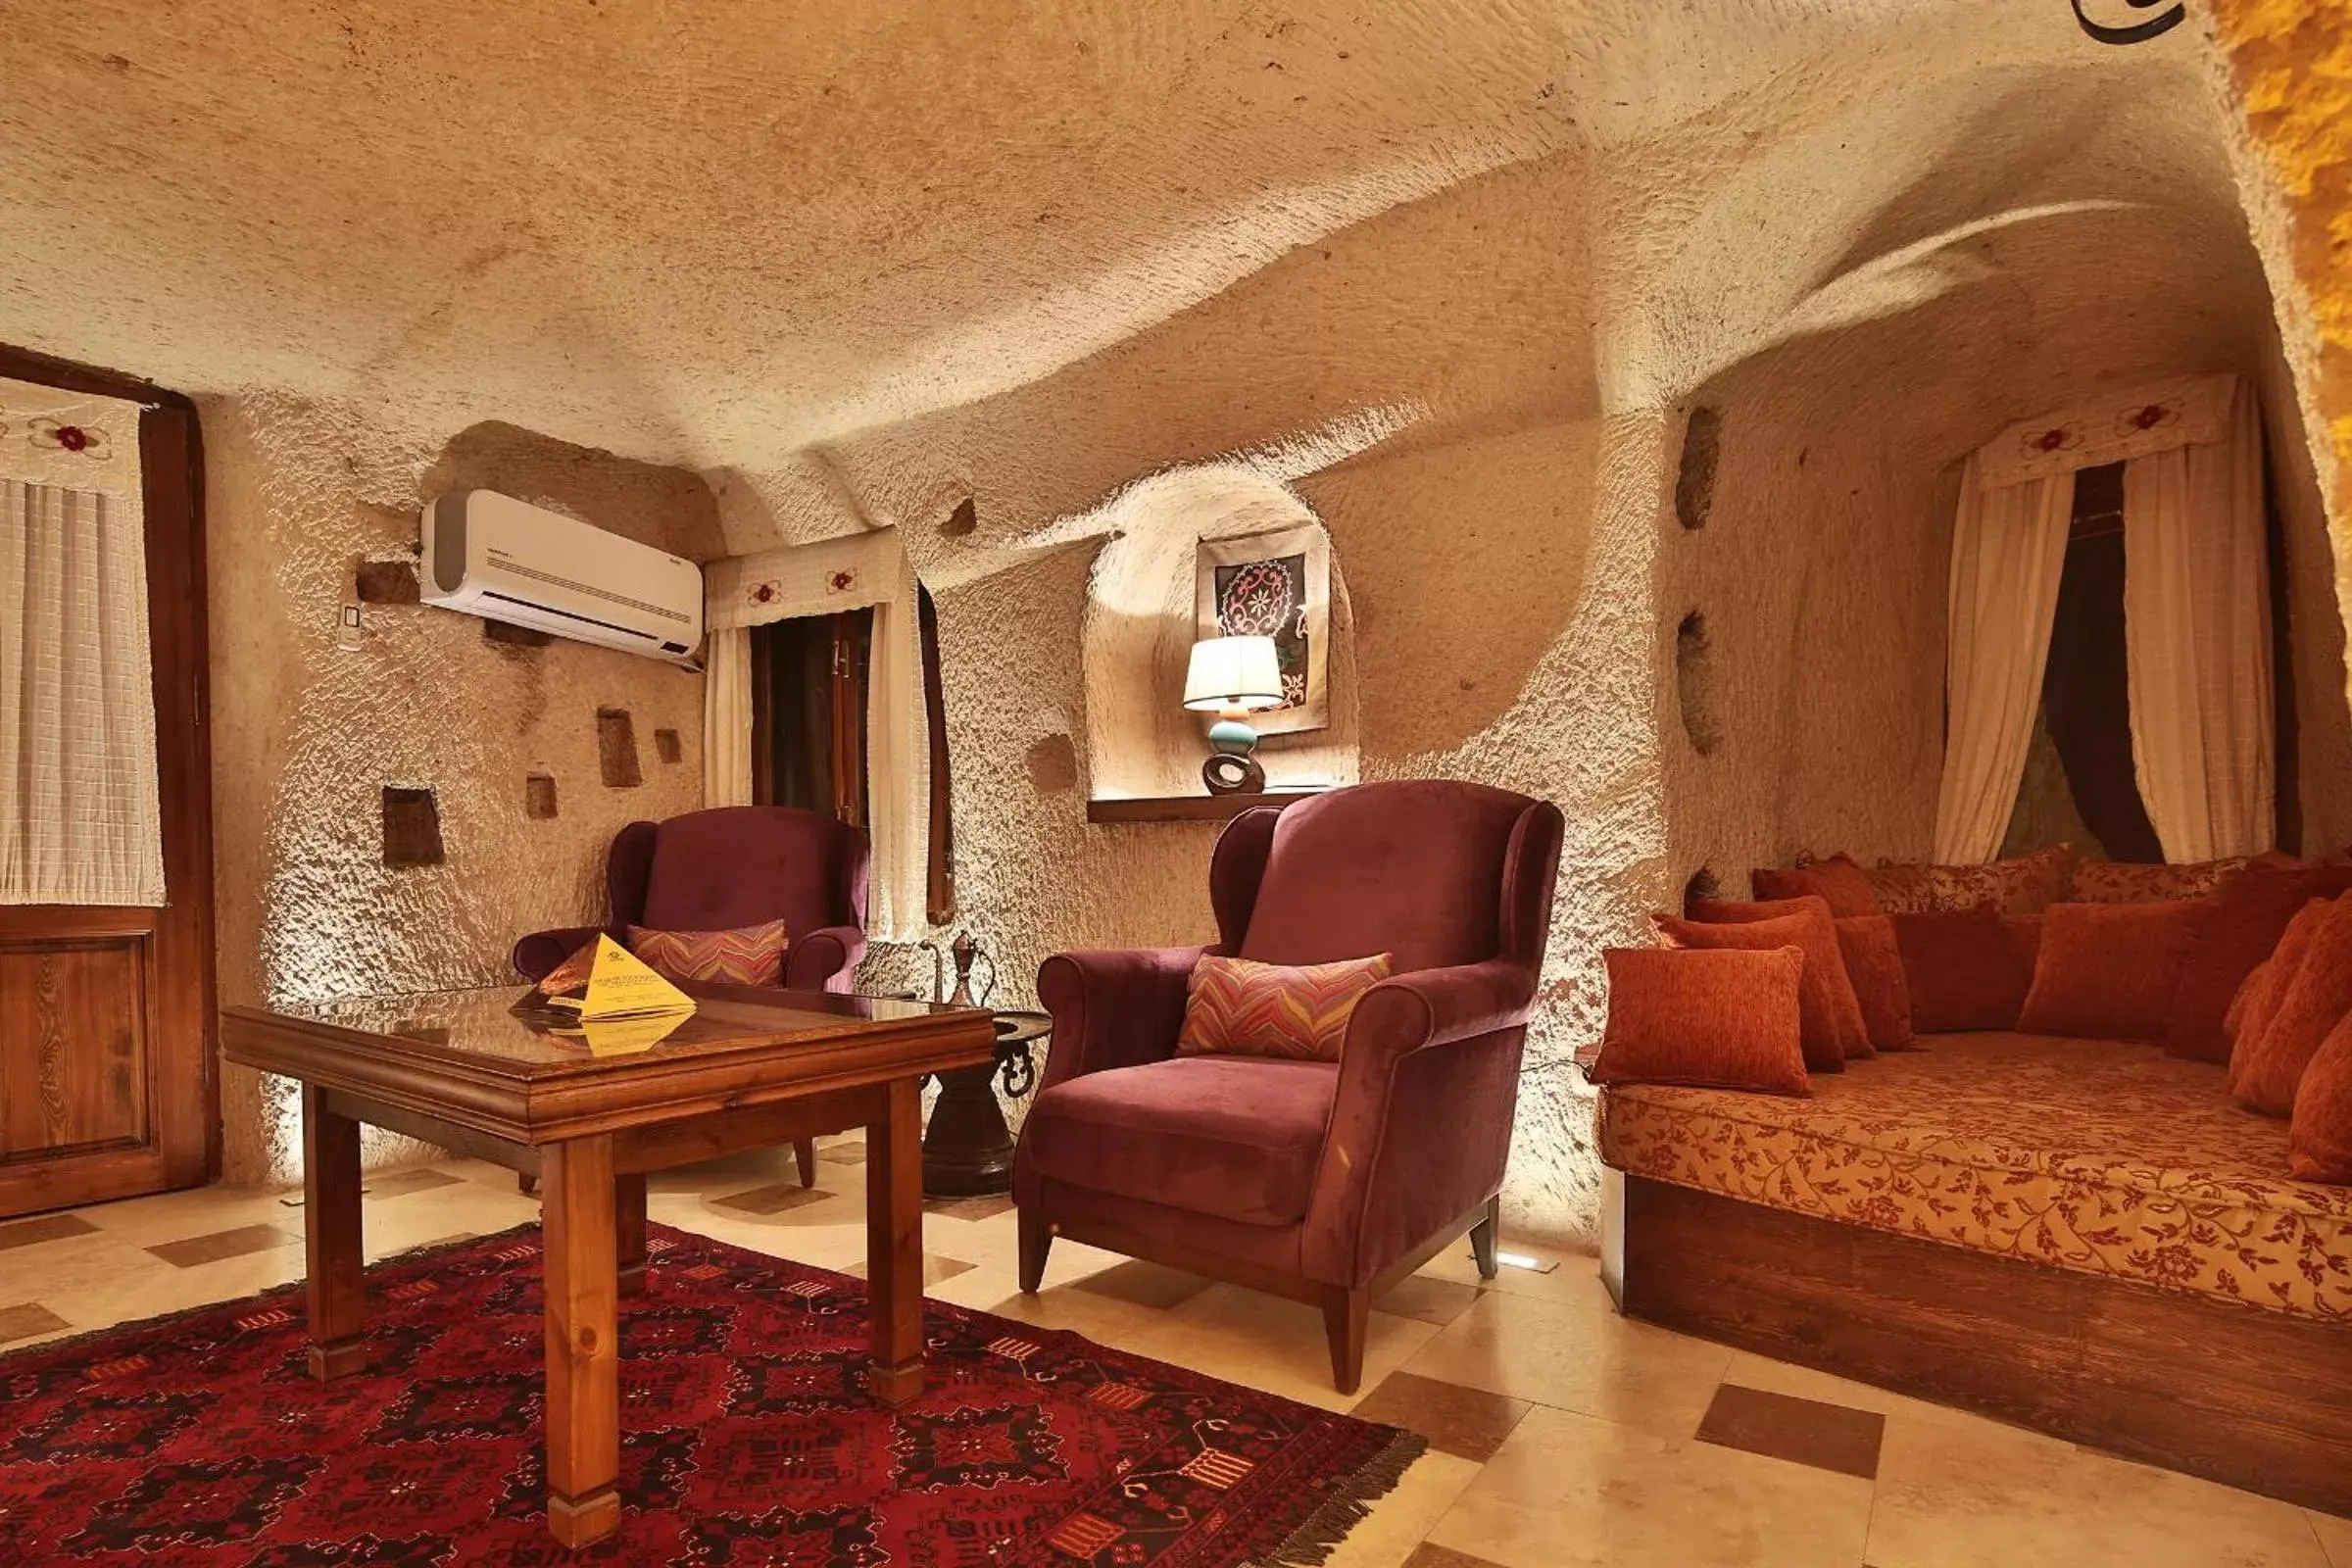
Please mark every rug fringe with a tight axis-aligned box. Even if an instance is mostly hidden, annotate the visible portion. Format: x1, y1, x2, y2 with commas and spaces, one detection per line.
1262, 1428, 1429, 1567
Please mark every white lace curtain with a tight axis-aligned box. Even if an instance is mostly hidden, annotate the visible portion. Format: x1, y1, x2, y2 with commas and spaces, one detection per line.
702, 529, 930, 940
1934, 372, 2273, 863
0, 376, 164, 906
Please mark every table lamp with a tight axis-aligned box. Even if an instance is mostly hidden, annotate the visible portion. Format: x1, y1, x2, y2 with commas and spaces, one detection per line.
1184, 635, 1285, 795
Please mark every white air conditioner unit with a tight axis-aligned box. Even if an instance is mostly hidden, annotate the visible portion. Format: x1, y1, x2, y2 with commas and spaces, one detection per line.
419, 490, 703, 662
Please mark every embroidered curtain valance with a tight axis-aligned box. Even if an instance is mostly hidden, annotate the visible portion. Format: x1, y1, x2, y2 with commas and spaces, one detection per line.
1974, 371, 2237, 487
0, 374, 146, 497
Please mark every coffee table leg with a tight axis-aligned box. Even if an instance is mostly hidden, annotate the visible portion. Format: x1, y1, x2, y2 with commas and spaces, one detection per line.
543, 1135, 621, 1547
866, 1075, 925, 1404
302, 1086, 367, 1382
616, 1173, 648, 1298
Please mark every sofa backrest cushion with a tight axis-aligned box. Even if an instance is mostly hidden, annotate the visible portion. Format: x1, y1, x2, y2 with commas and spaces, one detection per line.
1749, 857, 1882, 917
1891, 906, 2032, 1033
2017, 899, 2210, 1043
1236, 780, 1527, 976
640, 806, 858, 938
2168, 864, 2352, 1063
2234, 893, 2352, 1115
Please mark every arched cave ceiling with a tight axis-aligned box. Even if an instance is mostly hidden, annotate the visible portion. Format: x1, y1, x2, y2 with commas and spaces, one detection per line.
0, 0, 2295, 556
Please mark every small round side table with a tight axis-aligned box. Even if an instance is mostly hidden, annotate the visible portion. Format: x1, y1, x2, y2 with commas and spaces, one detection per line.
921, 1009, 1049, 1199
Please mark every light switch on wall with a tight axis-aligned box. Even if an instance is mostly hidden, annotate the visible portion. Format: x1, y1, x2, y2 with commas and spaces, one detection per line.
336, 601, 364, 651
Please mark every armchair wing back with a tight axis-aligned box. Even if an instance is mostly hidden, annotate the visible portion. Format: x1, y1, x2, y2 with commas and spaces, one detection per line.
512, 805, 869, 994
1018, 778, 1564, 1394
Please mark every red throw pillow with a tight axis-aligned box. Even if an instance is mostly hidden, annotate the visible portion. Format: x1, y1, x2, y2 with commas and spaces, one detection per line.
2071, 857, 2254, 904
1176, 952, 1395, 1062
1749, 856, 1882, 917
2166, 864, 2352, 1062
2290, 1008, 2352, 1183
2229, 898, 2332, 1053
1835, 914, 1916, 1053
1590, 947, 1809, 1096
626, 918, 789, 987
1866, 843, 2075, 916
1686, 896, 1887, 1056
1891, 906, 2032, 1033
2016, 900, 2210, 1042
1654, 907, 1863, 1072
2001, 913, 2042, 976
2232, 894, 2352, 1115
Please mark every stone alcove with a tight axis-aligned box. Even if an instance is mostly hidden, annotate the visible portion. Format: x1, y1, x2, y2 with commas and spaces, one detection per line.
1079, 466, 1360, 801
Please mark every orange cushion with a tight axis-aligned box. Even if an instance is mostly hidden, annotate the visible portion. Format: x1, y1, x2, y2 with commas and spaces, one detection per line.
2166, 864, 2352, 1063
2070, 857, 2255, 904
2233, 894, 2352, 1115
2290, 1009, 2352, 1183
2016, 900, 2209, 1043
1750, 856, 1882, 918
1654, 906, 1863, 1072
626, 918, 789, 987
1686, 896, 1891, 1056
1891, 906, 2031, 1033
1176, 952, 1395, 1062
1865, 843, 2076, 916
1591, 947, 1809, 1096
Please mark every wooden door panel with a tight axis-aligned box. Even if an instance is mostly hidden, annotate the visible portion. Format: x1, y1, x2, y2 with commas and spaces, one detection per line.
0, 357, 214, 1218
0, 935, 151, 1160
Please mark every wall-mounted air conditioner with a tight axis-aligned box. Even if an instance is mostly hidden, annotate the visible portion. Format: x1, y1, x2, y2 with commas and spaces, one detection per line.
419, 490, 703, 663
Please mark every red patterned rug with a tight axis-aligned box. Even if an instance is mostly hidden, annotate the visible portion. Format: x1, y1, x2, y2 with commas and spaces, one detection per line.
0, 1222, 1419, 1565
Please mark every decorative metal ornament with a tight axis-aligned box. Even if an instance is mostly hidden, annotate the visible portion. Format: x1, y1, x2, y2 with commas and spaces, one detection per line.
2072, 0, 2185, 46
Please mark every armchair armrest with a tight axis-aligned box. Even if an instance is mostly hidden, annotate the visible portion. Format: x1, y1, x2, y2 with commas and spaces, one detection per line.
511, 925, 616, 984
1034, 946, 1208, 1091
1303, 956, 1538, 1286
786, 923, 867, 994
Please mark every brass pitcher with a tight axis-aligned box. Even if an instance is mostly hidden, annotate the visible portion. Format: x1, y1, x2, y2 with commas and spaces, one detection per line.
927, 931, 996, 1008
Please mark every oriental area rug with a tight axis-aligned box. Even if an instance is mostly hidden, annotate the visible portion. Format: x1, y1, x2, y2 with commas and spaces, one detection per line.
0, 1224, 1420, 1566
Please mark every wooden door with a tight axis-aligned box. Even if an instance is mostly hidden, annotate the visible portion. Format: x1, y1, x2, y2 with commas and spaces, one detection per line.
0, 351, 216, 1216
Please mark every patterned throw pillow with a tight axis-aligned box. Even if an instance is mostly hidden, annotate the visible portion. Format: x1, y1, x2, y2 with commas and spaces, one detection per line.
1177, 953, 1395, 1062
1864, 843, 2076, 916
2071, 857, 2252, 904
626, 918, 789, 988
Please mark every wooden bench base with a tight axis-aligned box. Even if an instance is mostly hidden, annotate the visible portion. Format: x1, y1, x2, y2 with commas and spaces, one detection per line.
1609, 1174, 2352, 1516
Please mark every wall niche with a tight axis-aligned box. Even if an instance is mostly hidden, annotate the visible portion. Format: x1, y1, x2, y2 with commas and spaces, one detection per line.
381, 786, 445, 867
1675, 610, 1721, 757
597, 709, 642, 788
1675, 407, 1721, 531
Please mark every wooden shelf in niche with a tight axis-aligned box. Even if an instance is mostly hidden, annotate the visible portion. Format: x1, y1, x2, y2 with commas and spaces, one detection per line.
1086, 791, 1326, 825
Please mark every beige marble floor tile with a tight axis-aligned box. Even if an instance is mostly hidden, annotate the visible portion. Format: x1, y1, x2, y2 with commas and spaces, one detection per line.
1413, 1238, 1601, 1305
0, 1301, 70, 1345
0, 1228, 163, 1305
1718, 1350, 2000, 1435
1324, 1449, 1485, 1568
1119, 1284, 1440, 1414
920, 1265, 1177, 1349
1402, 1282, 1731, 1441
1866, 1408, 2328, 1568
73, 1183, 299, 1246
1426, 1403, 1872, 1568
2310, 1510, 2352, 1567
1375, 1273, 1484, 1328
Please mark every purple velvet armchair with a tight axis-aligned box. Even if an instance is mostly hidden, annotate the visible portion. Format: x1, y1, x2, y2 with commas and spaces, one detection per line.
512, 805, 870, 1186
1014, 779, 1563, 1393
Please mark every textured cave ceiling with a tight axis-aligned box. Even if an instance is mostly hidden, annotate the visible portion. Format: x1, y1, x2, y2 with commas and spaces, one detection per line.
0, 0, 2289, 545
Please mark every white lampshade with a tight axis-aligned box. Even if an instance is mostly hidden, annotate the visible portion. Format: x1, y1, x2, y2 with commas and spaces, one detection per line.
1183, 636, 1285, 712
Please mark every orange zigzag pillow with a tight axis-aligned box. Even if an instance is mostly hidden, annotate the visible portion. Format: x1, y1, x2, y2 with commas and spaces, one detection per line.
627, 918, 790, 988
1177, 952, 1396, 1062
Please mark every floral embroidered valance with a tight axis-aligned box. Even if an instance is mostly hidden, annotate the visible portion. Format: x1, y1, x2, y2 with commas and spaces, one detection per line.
1975, 371, 2237, 487
704, 527, 906, 631
0, 375, 146, 496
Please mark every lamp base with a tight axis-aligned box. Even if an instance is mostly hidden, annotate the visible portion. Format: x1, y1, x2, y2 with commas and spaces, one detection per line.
1202, 753, 1266, 795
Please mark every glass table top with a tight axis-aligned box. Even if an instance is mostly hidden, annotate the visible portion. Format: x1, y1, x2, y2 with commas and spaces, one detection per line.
252, 983, 980, 1076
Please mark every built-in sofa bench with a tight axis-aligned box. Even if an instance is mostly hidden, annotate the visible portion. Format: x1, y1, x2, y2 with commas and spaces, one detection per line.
1596, 1030, 2352, 1514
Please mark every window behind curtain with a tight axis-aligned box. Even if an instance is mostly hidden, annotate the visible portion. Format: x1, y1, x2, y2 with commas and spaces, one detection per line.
752, 610, 871, 827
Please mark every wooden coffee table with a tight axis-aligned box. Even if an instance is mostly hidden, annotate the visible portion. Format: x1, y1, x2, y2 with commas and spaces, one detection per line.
220, 981, 994, 1548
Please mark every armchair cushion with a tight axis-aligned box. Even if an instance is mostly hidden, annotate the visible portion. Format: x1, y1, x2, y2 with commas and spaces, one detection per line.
627, 918, 789, 988
1022, 1056, 1339, 1227
1177, 952, 1395, 1062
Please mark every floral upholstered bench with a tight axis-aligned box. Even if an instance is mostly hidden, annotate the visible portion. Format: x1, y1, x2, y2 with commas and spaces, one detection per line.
1596, 1031, 2352, 1515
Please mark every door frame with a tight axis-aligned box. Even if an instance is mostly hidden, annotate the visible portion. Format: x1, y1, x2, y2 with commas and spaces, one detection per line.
0, 344, 217, 1214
